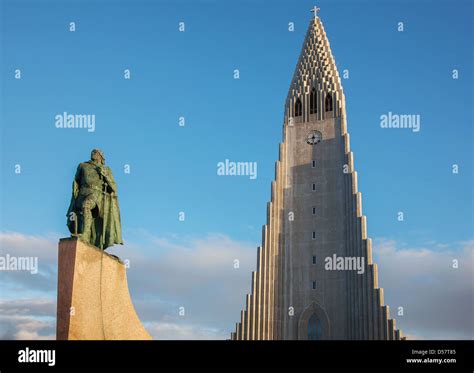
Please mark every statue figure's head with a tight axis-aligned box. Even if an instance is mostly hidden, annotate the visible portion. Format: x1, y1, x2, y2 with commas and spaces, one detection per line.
91, 149, 105, 165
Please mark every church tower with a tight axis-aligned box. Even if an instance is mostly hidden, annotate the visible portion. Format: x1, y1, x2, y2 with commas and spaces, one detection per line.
231, 8, 403, 340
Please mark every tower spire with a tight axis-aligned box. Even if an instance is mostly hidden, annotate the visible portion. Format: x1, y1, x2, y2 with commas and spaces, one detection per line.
286, 10, 344, 122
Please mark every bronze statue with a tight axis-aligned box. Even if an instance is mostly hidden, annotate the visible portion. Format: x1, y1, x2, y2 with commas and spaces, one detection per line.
66, 149, 123, 250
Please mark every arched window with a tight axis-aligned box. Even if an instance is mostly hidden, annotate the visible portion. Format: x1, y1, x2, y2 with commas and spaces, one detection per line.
294, 97, 302, 117
310, 88, 317, 114
325, 93, 333, 112
308, 313, 323, 340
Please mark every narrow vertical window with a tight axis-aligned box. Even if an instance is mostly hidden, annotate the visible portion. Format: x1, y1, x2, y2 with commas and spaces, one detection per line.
312, 281, 317, 290
295, 97, 302, 117
312, 255, 316, 265
312, 160, 316, 168
325, 93, 333, 112
312, 231, 316, 240
310, 88, 317, 114
312, 183, 316, 191
312, 207, 316, 215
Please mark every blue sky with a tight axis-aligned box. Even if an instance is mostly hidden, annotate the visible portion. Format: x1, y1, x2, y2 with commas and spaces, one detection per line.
0, 0, 473, 340
1, 0, 472, 245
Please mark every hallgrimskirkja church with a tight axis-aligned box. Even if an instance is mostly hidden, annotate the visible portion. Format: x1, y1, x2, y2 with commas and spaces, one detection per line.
231, 9, 403, 341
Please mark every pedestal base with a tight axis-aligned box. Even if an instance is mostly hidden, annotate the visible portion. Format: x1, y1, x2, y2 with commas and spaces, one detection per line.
56, 237, 152, 340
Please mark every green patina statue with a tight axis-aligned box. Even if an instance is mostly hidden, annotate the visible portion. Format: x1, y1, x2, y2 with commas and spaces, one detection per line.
66, 149, 123, 250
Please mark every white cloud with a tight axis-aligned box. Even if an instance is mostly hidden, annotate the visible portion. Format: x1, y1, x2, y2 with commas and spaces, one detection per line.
1, 231, 472, 340
0, 232, 58, 262
11, 317, 55, 340
108, 233, 256, 336
0, 231, 256, 340
0, 299, 56, 340
0, 232, 59, 294
0, 298, 56, 316
374, 239, 474, 340
145, 320, 228, 340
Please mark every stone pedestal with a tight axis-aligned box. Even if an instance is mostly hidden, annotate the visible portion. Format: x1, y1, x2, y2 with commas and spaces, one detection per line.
56, 237, 152, 340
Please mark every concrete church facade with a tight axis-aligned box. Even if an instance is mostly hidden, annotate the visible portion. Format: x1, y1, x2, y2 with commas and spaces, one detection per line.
231, 9, 403, 340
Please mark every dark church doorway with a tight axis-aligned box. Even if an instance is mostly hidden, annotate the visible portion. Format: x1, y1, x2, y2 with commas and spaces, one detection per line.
308, 313, 323, 340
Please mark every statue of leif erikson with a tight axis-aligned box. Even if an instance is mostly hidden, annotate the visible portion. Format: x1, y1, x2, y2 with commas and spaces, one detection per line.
66, 149, 123, 250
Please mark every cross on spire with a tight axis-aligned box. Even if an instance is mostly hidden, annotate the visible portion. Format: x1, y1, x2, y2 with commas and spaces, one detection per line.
311, 5, 320, 18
